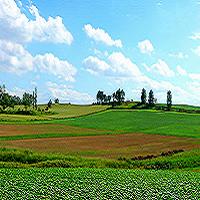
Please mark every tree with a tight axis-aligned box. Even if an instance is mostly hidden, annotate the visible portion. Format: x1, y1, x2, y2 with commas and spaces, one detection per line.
148, 90, 154, 107
47, 99, 52, 108
22, 92, 33, 110
54, 98, 59, 104
107, 95, 111, 104
96, 90, 104, 104
167, 90, 172, 110
141, 88, 147, 104
113, 88, 125, 105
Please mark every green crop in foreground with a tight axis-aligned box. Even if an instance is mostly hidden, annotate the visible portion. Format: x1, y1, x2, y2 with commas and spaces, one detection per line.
0, 168, 199, 199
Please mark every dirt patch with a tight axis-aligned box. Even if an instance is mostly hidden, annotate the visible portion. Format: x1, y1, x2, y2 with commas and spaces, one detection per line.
4, 133, 200, 159
0, 124, 104, 136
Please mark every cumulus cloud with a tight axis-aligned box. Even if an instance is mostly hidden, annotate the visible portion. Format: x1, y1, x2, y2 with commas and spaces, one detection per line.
0, 40, 77, 81
0, 40, 33, 74
0, 0, 73, 44
0, 0, 76, 81
83, 52, 142, 78
83, 56, 110, 75
83, 24, 122, 48
145, 59, 175, 77
34, 53, 77, 82
47, 82, 94, 104
176, 65, 187, 76
138, 40, 154, 54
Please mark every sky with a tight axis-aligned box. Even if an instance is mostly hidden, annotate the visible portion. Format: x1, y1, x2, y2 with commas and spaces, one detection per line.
0, 0, 200, 105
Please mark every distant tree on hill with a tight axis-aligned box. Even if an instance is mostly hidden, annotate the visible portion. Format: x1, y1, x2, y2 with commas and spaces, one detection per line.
141, 88, 147, 104
32, 87, 37, 110
107, 95, 111, 104
47, 99, 52, 108
113, 88, 125, 105
167, 90, 172, 110
148, 90, 155, 107
54, 98, 59, 104
22, 92, 33, 110
96, 90, 104, 104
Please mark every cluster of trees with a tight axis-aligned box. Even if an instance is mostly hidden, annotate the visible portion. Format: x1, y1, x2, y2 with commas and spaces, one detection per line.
140, 88, 172, 110
96, 87, 172, 110
0, 85, 38, 111
96, 88, 125, 106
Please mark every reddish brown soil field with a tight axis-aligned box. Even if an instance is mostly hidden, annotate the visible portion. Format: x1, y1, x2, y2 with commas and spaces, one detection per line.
0, 124, 104, 136
4, 133, 200, 158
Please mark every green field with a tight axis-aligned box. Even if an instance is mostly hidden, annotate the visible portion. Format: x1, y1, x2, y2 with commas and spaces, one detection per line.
0, 168, 199, 199
0, 104, 109, 122
0, 104, 200, 199
56, 110, 200, 138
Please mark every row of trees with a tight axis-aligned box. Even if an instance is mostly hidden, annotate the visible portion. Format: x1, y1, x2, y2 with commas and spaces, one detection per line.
141, 88, 172, 110
0, 85, 38, 111
96, 88, 125, 105
96, 88, 172, 110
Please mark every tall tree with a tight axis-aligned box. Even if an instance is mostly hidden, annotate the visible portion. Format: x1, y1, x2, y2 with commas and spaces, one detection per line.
148, 90, 154, 107
113, 88, 125, 105
167, 90, 172, 110
107, 95, 111, 104
47, 99, 52, 108
54, 98, 59, 104
22, 92, 33, 110
141, 88, 147, 104
34, 87, 37, 109
96, 90, 104, 104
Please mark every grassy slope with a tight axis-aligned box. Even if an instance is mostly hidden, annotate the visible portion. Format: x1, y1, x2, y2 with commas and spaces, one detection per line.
0, 168, 199, 199
0, 104, 109, 122
59, 110, 200, 138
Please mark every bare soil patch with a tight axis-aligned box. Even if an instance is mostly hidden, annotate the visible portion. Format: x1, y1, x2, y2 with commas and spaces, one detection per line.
0, 124, 104, 136
4, 133, 200, 159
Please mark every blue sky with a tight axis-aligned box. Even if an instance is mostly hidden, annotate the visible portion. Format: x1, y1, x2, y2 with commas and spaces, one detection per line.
0, 0, 200, 104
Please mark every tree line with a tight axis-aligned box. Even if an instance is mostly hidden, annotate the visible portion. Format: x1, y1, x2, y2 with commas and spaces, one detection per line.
96, 88, 172, 110
0, 85, 38, 112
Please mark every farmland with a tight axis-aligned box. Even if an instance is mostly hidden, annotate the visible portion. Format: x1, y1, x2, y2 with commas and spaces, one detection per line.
0, 168, 199, 199
0, 104, 200, 199
0, 104, 109, 122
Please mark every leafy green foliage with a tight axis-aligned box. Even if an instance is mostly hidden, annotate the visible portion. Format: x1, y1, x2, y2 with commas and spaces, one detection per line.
0, 168, 199, 199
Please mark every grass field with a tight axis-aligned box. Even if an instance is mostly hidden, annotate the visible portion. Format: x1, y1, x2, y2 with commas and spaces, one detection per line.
0, 168, 199, 199
60, 110, 200, 138
0, 104, 109, 122
0, 107, 200, 159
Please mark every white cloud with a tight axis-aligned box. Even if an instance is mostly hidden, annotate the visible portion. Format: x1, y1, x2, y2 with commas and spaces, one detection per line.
176, 65, 187, 76
0, 40, 77, 81
34, 53, 77, 82
0, 0, 73, 45
83, 52, 142, 78
193, 46, 200, 56
190, 32, 200, 40
0, 40, 33, 74
47, 82, 94, 104
169, 52, 188, 59
146, 59, 175, 77
83, 24, 122, 48
108, 52, 142, 77
138, 39, 154, 54
83, 56, 110, 75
